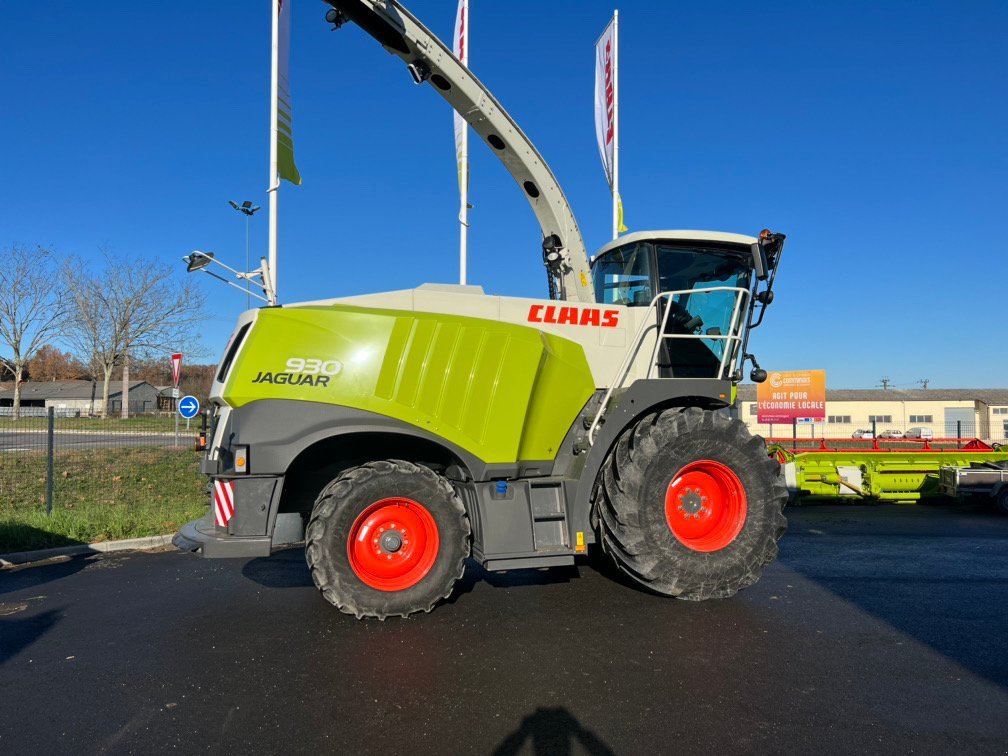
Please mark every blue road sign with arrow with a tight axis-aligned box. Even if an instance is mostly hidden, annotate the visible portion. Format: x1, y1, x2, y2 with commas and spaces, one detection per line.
178, 395, 200, 419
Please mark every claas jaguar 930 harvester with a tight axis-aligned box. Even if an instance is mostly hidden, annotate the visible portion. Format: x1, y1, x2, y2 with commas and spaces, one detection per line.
175, 0, 788, 619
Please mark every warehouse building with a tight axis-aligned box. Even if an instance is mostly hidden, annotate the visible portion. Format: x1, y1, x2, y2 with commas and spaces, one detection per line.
736, 386, 1008, 443
0, 380, 161, 416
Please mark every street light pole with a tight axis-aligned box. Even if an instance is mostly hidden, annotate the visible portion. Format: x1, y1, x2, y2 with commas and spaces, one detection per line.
229, 200, 262, 309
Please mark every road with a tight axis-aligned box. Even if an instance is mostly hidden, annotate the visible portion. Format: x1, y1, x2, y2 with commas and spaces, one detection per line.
0, 430, 194, 452
2, 503, 1007, 754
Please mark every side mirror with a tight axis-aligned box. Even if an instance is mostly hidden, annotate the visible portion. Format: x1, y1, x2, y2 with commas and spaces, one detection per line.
750, 243, 769, 281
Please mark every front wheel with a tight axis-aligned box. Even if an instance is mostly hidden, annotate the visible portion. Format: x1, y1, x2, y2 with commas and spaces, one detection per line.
305, 460, 471, 619
596, 407, 787, 600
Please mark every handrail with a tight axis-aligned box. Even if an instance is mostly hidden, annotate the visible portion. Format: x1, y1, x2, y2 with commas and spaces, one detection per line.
587, 287, 749, 445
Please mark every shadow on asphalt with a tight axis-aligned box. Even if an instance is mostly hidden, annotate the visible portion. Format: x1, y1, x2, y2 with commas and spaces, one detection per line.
241, 547, 315, 589
0, 552, 94, 665
0, 608, 61, 666
778, 501, 1008, 689
493, 707, 615, 755
241, 543, 656, 604
0, 553, 90, 596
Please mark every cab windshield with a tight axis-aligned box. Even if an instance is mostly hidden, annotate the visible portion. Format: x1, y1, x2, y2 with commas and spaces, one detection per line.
654, 244, 751, 348
592, 242, 751, 308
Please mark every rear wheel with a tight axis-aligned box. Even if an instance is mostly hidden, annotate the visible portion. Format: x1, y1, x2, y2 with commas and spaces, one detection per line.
596, 406, 787, 600
305, 459, 470, 619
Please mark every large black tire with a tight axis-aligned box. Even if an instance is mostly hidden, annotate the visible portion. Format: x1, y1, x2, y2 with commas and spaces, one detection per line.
305, 459, 470, 619
596, 406, 787, 600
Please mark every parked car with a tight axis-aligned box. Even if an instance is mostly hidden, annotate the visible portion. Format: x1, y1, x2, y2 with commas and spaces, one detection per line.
905, 427, 934, 439
852, 429, 874, 439
879, 429, 905, 439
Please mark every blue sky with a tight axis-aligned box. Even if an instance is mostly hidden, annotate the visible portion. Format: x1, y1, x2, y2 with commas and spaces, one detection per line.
2, 1, 1006, 388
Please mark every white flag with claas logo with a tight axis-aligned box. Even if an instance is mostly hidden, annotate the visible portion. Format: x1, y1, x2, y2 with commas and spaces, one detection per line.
453, 0, 469, 196
594, 17, 616, 188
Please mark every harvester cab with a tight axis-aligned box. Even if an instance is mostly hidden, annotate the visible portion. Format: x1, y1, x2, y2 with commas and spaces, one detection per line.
590, 229, 784, 383
175, 0, 790, 620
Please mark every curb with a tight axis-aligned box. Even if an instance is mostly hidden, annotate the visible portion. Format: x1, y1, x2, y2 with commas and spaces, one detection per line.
0, 534, 175, 567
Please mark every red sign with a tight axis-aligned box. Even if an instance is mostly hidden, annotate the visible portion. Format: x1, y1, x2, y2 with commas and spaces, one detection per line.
756, 370, 826, 424
171, 353, 182, 388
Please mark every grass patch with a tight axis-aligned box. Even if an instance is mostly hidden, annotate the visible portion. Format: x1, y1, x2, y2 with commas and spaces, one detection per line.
1, 415, 186, 433
0, 447, 207, 552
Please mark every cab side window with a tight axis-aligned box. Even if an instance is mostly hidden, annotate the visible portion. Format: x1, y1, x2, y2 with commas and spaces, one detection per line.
592, 244, 654, 306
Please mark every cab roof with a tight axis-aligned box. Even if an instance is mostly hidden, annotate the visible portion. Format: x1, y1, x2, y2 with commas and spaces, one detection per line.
592, 230, 758, 261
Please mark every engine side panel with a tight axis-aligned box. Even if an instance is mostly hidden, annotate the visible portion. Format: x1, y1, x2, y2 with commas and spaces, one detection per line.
221, 304, 595, 464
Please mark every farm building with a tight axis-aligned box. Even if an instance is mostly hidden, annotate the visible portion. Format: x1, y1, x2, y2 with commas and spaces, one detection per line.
0, 380, 161, 416
736, 386, 1008, 443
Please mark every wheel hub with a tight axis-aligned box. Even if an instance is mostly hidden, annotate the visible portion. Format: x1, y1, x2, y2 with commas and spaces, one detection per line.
379, 530, 404, 553
676, 487, 708, 518
664, 460, 747, 552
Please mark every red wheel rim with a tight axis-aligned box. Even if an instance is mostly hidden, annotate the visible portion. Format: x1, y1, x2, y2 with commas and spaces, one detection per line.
664, 460, 747, 552
347, 497, 440, 591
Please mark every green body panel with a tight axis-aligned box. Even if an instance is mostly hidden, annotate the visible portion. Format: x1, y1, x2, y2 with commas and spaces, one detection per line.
223, 305, 596, 464
774, 446, 1008, 501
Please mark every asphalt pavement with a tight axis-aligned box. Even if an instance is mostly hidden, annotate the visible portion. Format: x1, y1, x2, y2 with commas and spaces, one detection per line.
0, 430, 192, 452
2, 503, 1007, 754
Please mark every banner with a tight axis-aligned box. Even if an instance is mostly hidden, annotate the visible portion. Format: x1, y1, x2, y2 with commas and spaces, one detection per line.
757, 370, 826, 424
276, 0, 301, 185
594, 17, 616, 188
452, 0, 468, 196
616, 192, 628, 233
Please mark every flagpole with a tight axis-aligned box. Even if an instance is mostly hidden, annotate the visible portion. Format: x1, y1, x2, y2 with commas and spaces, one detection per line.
459, 16, 468, 286
459, 133, 468, 285
611, 9, 619, 240
268, 0, 281, 301
456, 0, 469, 286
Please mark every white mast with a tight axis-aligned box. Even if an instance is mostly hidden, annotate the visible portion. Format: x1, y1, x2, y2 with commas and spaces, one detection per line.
459, 136, 468, 284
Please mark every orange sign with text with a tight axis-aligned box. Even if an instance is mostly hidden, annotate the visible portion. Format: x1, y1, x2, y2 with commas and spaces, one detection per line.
756, 370, 826, 424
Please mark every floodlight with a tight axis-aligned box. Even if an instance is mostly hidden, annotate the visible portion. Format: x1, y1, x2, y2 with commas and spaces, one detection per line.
186, 251, 214, 272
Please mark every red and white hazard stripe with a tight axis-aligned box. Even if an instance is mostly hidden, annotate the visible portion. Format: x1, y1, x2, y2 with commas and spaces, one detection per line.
214, 480, 235, 527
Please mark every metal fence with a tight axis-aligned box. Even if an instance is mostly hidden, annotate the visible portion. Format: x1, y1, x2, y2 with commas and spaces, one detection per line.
1, 407, 209, 531
744, 419, 1008, 450
0, 406, 84, 418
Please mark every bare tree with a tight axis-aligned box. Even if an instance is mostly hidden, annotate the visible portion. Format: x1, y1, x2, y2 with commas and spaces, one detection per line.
0, 245, 68, 419
64, 252, 206, 418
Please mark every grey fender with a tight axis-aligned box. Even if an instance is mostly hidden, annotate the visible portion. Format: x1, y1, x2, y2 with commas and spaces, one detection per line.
213, 399, 491, 481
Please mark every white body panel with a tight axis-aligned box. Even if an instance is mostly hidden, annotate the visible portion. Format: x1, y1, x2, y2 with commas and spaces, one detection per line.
296, 285, 655, 389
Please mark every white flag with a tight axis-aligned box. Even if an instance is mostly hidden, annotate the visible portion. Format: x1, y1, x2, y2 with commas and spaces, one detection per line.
453, 0, 469, 196
594, 17, 616, 188
275, 0, 300, 184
